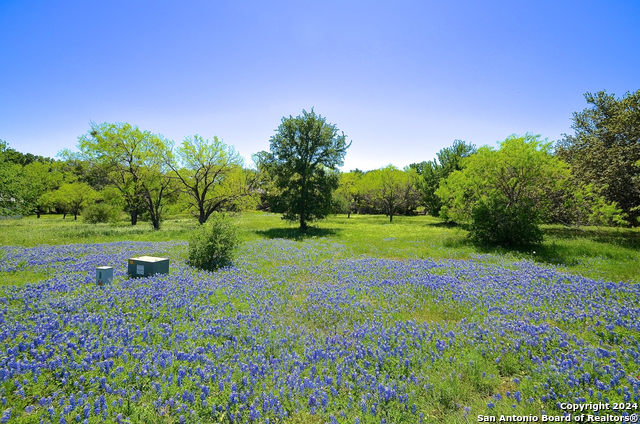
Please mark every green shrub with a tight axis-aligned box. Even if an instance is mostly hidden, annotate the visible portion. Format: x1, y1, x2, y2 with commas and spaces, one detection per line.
331, 193, 350, 215
83, 203, 121, 224
188, 213, 238, 271
469, 196, 542, 247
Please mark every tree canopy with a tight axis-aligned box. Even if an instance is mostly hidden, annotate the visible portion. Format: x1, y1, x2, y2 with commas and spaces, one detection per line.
411, 140, 476, 217
256, 109, 351, 230
76, 122, 174, 229
362, 166, 420, 222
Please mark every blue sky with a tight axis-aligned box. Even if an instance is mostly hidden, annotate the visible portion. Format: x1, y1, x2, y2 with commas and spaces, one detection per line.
1, 0, 639, 171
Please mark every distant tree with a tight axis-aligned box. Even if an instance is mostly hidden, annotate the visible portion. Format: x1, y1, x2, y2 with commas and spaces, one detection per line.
21, 161, 65, 218
365, 166, 421, 222
0, 141, 18, 214
411, 140, 476, 216
165, 135, 256, 224
251, 150, 282, 212
47, 182, 97, 220
330, 191, 350, 216
0, 165, 22, 215
39, 190, 69, 218
0, 142, 67, 217
256, 109, 351, 230
556, 90, 640, 225
334, 171, 363, 217
139, 150, 179, 230
0, 140, 52, 166
77, 122, 176, 229
437, 134, 567, 246
545, 179, 626, 228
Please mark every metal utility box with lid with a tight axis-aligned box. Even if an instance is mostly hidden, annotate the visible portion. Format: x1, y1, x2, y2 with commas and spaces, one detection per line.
96, 266, 113, 285
127, 256, 169, 278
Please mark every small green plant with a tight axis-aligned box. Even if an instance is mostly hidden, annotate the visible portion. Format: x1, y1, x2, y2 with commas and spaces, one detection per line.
83, 203, 121, 224
188, 213, 238, 271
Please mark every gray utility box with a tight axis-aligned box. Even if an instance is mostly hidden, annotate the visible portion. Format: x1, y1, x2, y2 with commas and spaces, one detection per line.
96, 266, 113, 285
128, 256, 169, 278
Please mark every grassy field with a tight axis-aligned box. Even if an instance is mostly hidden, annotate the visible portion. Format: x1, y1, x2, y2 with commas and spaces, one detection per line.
0, 212, 639, 423
2, 212, 638, 283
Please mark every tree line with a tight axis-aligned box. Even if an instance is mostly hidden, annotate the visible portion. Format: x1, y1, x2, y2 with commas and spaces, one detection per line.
0, 123, 256, 229
1, 90, 638, 245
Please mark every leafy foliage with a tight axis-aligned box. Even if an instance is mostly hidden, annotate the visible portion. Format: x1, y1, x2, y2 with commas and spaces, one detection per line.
166, 135, 256, 224
0, 159, 23, 215
256, 109, 350, 230
38, 182, 97, 220
545, 180, 627, 228
82, 202, 122, 224
0, 141, 69, 217
333, 170, 362, 217
188, 213, 238, 271
0, 139, 53, 165
330, 191, 350, 215
469, 195, 543, 246
411, 140, 476, 216
77, 122, 176, 229
363, 166, 421, 222
557, 90, 640, 225
437, 134, 568, 245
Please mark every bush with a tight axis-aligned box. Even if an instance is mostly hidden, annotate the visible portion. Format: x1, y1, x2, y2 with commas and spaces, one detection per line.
188, 213, 238, 271
469, 196, 542, 247
331, 193, 350, 215
83, 203, 121, 224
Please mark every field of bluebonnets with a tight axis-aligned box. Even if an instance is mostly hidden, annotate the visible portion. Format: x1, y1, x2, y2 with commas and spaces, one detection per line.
0, 214, 639, 423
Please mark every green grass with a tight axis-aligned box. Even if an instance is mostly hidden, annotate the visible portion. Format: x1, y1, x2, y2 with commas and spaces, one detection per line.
0, 214, 197, 246
1, 211, 639, 283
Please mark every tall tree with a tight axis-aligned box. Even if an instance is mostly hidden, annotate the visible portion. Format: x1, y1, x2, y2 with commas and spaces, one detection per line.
557, 90, 640, 225
256, 109, 351, 230
165, 135, 254, 224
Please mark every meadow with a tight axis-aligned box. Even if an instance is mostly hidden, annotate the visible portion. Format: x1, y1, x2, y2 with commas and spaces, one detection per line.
0, 212, 639, 423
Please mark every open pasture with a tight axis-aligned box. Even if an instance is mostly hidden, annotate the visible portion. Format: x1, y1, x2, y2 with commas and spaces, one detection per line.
0, 213, 639, 423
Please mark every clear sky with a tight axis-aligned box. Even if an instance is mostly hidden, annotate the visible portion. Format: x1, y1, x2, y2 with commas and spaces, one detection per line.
1, 0, 639, 171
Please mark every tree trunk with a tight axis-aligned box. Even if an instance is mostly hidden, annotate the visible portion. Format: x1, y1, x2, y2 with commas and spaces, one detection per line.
347, 211, 351, 218
300, 175, 307, 231
150, 199, 161, 230
130, 210, 138, 226
74, 213, 78, 220
36, 211, 41, 218
389, 213, 393, 222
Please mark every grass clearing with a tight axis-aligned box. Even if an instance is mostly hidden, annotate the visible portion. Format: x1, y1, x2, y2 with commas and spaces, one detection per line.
2, 212, 638, 283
